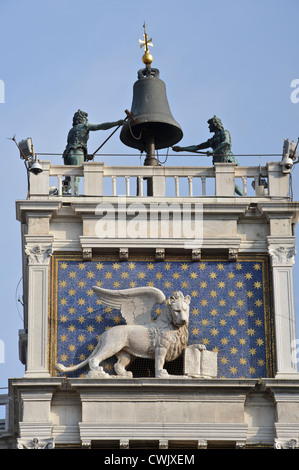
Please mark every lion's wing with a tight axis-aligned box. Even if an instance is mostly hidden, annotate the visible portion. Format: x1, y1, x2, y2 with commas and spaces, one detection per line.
92, 286, 166, 325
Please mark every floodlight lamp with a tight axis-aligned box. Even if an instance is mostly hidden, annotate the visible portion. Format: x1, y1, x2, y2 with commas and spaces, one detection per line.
18, 137, 34, 160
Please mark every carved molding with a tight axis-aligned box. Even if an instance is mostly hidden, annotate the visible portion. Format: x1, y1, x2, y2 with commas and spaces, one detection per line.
82, 248, 92, 260
25, 244, 53, 265
274, 438, 298, 449
155, 248, 165, 261
17, 437, 54, 449
119, 248, 129, 260
268, 245, 296, 267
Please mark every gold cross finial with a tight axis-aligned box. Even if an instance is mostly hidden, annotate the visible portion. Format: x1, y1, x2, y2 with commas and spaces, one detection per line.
139, 23, 153, 66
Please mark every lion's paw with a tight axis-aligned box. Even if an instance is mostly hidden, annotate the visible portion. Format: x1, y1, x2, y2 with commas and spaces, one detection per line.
156, 369, 169, 378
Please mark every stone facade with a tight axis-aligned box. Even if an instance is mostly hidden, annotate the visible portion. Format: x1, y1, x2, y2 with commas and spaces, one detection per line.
1, 160, 299, 449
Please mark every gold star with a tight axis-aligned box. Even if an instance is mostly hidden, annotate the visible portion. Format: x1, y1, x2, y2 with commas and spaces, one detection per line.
78, 263, 86, 270
78, 334, 86, 343
218, 281, 226, 289
59, 280, 67, 288
78, 280, 86, 288
209, 290, 217, 298
96, 262, 104, 270
211, 328, 218, 336
87, 271, 95, 279
138, 272, 146, 279
180, 263, 188, 271
245, 272, 253, 280
217, 263, 225, 271
199, 263, 206, 270
209, 272, 217, 279
60, 262, 68, 270
68, 288, 76, 296
256, 338, 264, 346
147, 263, 155, 270
68, 325, 76, 332
60, 334, 68, 342
69, 271, 76, 279
230, 347, 238, 355
155, 272, 163, 279
112, 262, 121, 270
246, 309, 255, 317
86, 325, 95, 333
210, 308, 218, 316
218, 299, 226, 307
254, 281, 262, 289
200, 281, 207, 288
227, 272, 235, 279
191, 328, 199, 335
253, 263, 261, 270
78, 298, 85, 306
192, 308, 199, 315
60, 298, 68, 305
229, 309, 237, 316
60, 315, 68, 323
68, 344, 76, 352
128, 262, 136, 270
87, 306, 94, 313
255, 299, 263, 307
68, 307, 75, 315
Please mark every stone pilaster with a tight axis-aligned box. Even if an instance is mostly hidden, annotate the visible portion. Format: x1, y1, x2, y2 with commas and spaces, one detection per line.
267, 236, 298, 377
24, 236, 53, 377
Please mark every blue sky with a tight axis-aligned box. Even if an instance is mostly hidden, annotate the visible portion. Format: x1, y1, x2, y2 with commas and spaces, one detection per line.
1, 0, 299, 398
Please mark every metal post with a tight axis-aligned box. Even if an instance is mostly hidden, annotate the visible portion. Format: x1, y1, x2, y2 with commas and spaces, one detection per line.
144, 131, 159, 196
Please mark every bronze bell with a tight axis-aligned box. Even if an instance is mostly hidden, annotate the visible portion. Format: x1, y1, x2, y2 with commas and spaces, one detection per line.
120, 68, 183, 152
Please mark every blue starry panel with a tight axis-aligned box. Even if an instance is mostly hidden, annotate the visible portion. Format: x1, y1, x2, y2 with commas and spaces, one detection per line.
51, 257, 273, 378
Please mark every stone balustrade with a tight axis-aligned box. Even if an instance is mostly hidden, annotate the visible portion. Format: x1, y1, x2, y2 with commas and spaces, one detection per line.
27, 159, 290, 199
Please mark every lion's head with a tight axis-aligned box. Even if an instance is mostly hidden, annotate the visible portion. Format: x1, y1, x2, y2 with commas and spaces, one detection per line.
168, 291, 190, 327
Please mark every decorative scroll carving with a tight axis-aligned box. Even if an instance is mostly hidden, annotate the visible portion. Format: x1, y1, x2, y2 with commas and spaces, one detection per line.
25, 244, 52, 265
17, 437, 54, 449
274, 438, 298, 449
268, 245, 296, 266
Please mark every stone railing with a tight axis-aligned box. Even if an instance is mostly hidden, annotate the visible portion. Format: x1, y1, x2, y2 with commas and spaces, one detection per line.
27, 160, 290, 199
